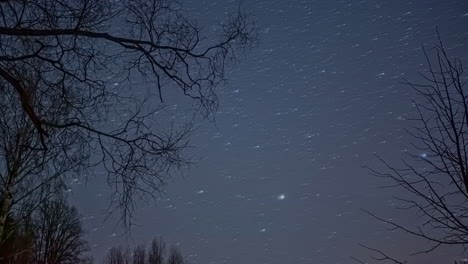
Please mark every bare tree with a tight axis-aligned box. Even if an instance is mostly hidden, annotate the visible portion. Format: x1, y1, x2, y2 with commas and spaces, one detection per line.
0, 0, 256, 230
0, 211, 34, 264
166, 247, 184, 264
132, 245, 146, 264
147, 237, 166, 264
0, 196, 90, 263
104, 247, 130, 264
0, 79, 86, 241
358, 31, 468, 262
32, 198, 89, 264
103, 236, 188, 264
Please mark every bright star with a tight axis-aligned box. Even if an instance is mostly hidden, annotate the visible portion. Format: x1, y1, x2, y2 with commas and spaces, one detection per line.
277, 194, 285, 200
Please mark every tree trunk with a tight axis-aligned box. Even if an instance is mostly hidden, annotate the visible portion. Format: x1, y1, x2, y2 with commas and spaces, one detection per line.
0, 169, 15, 241
0, 191, 12, 241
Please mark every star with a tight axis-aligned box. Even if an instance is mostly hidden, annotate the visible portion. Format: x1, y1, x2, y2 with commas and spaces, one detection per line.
277, 194, 286, 200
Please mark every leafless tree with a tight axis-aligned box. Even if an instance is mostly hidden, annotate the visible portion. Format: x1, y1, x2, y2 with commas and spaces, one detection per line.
352, 243, 407, 264
0, 197, 90, 263
132, 245, 146, 264
0, 211, 34, 264
104, 246, 131, 264
0, 79, 86, 241
0, 0, 256, 230
32, 198, 89, 264
102, 236, 188, 264
147, 237, 166, 264
357, 31, 468, 262
166, 247, 184, 264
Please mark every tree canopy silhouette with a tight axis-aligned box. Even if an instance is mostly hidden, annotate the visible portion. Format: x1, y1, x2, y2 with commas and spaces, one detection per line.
0, 197, 91, 264
357, 31, 468, 263
0, 0, 256, 230
104, 236, 182, 264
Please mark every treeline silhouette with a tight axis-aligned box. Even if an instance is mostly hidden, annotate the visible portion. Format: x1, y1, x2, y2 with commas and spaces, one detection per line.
0, 200, 190, 264
0, 196, 90, 263
103, 237, 187, 264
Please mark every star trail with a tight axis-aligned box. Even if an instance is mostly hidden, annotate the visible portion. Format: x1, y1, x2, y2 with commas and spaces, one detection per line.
68, 0, 468, 263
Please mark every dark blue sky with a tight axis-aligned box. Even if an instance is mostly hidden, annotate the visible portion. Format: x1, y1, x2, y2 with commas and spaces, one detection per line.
72, 0, 468, 263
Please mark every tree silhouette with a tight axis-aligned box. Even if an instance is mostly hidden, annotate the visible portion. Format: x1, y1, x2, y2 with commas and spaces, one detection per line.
0, 211, 34, 263
0, 0, 256, 231
32, 198, 89, 264
147, 237, 165, 264
0, 196, 90, 263
103, 236, 186, 264
132, 245, 146, 264
357, 31, 468, 263
166, 247, 184, 264
104, 246, 130, 264
0, 83, 85, 241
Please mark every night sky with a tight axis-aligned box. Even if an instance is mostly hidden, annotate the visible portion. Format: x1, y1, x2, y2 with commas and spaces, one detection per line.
70, 0, 468, 263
